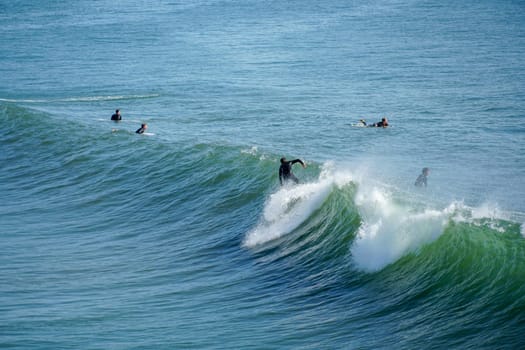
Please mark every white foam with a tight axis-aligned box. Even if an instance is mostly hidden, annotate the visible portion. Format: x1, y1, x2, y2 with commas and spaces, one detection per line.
351, 187, 524, 271
241, 146, 268, 160
241, 146, 258, 155
454, 201, 517, 234
0, 94, 159, 103
244, 162, 524, 265
243, 163, 353, 247
470, 202, 508, 221
351, 182, 456, 272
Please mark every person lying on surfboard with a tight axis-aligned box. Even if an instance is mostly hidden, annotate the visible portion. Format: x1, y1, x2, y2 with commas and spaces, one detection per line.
136, 123, 148, 134
370, 117, 389, 127
356, 117, 388, 127
279, 157, 306, 186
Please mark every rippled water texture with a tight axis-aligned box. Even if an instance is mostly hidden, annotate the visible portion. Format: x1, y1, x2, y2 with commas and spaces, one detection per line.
1, 0, 524, 348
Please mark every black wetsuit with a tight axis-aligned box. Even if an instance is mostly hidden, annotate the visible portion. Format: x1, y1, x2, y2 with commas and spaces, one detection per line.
279, 159, 304, 185
136, 127, 146, 134
111, 113, 121, 121
415, 174, 427, 187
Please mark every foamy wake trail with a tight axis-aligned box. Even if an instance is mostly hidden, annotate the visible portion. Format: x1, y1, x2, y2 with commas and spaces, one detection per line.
0, 94, 159, 103
351, 185, 456, 272
244, 163, 351, 247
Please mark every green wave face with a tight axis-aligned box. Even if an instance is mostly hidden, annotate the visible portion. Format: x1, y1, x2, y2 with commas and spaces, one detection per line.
2, 103, 525, 349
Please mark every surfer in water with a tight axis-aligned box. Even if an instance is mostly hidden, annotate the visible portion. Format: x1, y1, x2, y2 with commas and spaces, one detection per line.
111, 109, 122, 121
279, 157, 306, 186
136, 123, 148, 134
371, 117, 389, 127
415, 167, 430, 187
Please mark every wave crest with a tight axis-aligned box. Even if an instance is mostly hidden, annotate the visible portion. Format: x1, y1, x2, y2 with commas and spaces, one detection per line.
0, 94, 160, 103
243, 163, 353, 247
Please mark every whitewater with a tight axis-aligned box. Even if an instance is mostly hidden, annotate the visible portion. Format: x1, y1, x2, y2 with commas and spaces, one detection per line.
2, 0, 525, 349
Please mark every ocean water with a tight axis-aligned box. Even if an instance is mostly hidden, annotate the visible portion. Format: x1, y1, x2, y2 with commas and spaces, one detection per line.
1, 0, 525, 349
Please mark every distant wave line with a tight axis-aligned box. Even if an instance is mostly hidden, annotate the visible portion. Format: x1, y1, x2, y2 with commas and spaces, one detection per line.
0, 94, 161, 103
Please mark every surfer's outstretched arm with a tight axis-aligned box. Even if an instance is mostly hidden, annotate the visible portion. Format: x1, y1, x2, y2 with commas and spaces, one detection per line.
291, 159, 306, 168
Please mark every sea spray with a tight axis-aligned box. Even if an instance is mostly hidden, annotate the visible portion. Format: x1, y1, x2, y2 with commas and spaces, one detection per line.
350, 184, 456, 272
350, 188, 525, 272
451, 201, 524, 236
243, 163, 354, 247
244, 180, 332, 247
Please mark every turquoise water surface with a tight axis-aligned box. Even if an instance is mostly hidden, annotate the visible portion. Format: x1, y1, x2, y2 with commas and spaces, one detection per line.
1, 1, 525, 349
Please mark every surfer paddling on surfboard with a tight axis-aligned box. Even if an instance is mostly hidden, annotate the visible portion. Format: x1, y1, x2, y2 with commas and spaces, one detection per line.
352, 117, 389, 127
136, 123, 148, 134
370, 117, 389, 127
279, 157, 306, 186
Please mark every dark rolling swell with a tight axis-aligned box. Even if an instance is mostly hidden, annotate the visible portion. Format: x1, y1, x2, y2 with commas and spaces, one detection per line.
1, 104, 524, 349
